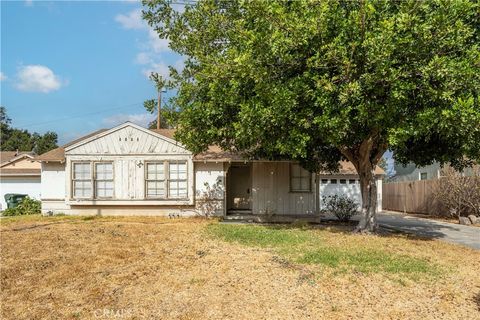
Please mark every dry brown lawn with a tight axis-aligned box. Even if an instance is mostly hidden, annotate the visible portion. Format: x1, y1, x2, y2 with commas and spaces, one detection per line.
1, 215, 479, 320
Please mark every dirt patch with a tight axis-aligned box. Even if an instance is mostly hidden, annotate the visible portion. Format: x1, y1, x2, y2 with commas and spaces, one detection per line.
1, 216, 479, 319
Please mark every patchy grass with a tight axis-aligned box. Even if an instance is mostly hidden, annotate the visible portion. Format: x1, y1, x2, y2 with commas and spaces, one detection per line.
1, 216, 479, 319
207, 224, 439, 278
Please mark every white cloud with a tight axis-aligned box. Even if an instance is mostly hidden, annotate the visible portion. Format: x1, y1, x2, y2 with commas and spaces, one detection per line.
0, 72, 7, 81
15, 65, 64, 93
135, 52, 152, 65
147, 29, 170, 53
116, 8, 181, 80
115, 8, 145, 30
102, 113, 155, 127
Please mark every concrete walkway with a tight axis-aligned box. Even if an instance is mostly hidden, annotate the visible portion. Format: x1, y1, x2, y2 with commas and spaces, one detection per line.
377, 211, 480, 250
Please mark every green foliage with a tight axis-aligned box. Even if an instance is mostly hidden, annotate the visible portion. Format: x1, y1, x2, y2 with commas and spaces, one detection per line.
323, 195, 359, 222
144, 0, 480, 230
143, 99, 179, 129
0, 107, 58, 153
2, 197, 41, 216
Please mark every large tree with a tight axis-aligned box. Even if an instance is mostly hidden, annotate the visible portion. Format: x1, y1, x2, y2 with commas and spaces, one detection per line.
0, 107, 58, 154
143, 0, 480, 232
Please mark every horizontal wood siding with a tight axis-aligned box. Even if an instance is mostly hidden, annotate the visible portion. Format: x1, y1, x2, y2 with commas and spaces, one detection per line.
252, 162, 315, 215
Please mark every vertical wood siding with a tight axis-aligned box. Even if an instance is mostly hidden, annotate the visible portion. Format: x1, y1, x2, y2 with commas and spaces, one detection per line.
252, 162, 315, 215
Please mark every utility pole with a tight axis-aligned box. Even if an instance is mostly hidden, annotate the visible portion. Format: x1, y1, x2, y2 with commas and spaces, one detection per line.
157, 89, 161, 130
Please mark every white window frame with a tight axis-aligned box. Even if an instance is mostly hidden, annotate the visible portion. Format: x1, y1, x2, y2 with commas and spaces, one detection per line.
289, 163, 312, 193
168, 160, 188, 199
144, 160, 189, 199
72, 161, 115, 200
94, 162, 114, 199
72, 161, 93, 199
145, 161, 167, 199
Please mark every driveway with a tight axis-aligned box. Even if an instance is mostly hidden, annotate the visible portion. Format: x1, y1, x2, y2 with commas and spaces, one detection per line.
377, 211, 480, 250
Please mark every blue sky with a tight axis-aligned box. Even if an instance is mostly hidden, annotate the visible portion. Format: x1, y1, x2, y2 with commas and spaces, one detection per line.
1, 0, 182, 144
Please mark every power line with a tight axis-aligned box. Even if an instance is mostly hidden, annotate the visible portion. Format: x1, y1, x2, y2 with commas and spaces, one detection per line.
16, 102, 145, 128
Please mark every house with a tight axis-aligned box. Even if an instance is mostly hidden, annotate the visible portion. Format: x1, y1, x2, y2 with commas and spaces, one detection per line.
391, 161, 478, 182
391, 162, 442, 182
0, 151, 41, 210
36, 122, 384, 217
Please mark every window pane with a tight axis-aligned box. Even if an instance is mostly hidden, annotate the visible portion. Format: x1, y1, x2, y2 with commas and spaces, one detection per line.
147, 163, 164, 180
73, 163, 90, 179
349, 179, 356, 184
300, 177, 310, 190
96, 181, 113, 198
74, 181, 92, 197
178, 163, 187, 179
147, 181, 164, 197
321, 179, 328, 184
96, 163, 113, 180
330, 179, 337, 184
340, 179, 347, 184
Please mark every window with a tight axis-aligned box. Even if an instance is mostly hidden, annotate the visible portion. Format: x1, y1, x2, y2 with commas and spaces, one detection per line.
95, 163, 114, 198
340, 179, 347, 184
321, 179, 329, 184
145, 161, 188, 199
290, 163, 311, 192
146, 162, 165, 198
420, 172, 427, 180
349, 179, 356, 184
169, 161, 187, 198
73, 163, 92, 198
330, 179, 337, 184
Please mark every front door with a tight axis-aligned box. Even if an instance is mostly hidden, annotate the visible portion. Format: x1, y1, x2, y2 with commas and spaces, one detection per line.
227, 164, 252, 212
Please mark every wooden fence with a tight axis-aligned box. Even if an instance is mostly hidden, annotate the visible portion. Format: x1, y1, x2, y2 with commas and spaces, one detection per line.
382, 180, 445, 215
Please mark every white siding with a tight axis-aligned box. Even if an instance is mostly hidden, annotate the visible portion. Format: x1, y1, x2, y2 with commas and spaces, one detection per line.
194, 162, 225, 216
41, 162, 66, 200
65, 155, 194, 205
0, 177, 41, 210
251, 162, 316, 215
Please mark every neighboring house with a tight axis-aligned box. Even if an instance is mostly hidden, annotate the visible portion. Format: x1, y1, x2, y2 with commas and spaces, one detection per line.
392, 161, 478, 182
36, 122, 384, 217
392, 162, 442, 182
0, 151, 41, 210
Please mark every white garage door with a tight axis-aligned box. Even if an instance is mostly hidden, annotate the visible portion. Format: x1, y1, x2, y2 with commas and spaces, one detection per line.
0, 177, 41, 210
319, 177, 362, 209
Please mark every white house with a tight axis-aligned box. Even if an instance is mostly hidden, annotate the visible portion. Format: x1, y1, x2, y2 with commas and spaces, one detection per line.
0, 152, 41, 210
36, 122, 383, 218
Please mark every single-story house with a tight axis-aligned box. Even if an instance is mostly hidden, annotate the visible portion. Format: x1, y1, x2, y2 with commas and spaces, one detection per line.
36, 122, 383, 217
0, 151, 41, 210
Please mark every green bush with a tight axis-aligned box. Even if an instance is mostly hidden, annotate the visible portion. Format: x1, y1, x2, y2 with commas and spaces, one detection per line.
2, 197, 41, 216
323, 195, 358, 222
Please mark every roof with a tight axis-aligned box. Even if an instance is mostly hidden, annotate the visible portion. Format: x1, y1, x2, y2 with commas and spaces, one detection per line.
0, 168, 41, 176
34, 124, 385, 175
35, 129, 108, 162
0, 151, 35, 165
319, 161, 384, 176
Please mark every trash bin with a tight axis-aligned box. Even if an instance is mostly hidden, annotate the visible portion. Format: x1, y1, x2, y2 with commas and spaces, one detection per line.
4, 194, 28, 209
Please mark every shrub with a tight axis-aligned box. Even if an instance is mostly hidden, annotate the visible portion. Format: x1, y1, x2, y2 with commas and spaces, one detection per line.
1, 197, 41, 216
433, 166, 480, 217
323, 195, 358, 222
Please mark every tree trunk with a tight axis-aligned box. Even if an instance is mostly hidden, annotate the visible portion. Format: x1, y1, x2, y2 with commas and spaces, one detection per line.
355, 162, 378, 233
